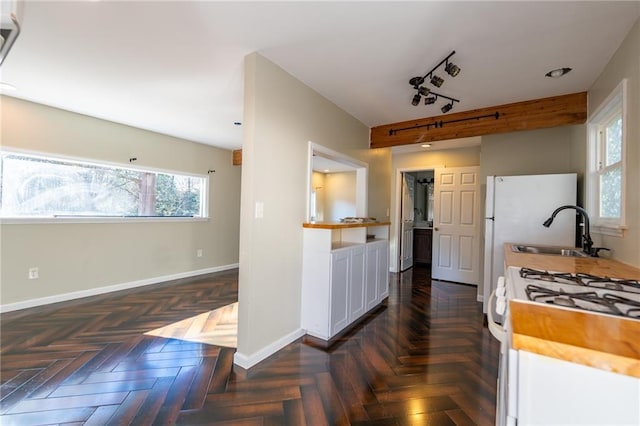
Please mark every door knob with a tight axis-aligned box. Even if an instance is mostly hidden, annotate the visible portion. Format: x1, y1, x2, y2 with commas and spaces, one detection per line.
434, 227, 439, 231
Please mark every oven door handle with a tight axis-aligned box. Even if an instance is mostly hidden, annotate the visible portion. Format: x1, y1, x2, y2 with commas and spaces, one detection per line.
487, 289, 506, 342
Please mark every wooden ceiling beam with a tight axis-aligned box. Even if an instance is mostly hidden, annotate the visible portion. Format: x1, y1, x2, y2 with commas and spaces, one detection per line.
232, 149, 242, 166
370, 92, 587, 149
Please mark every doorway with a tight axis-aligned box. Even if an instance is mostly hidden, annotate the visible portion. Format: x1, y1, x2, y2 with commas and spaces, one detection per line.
398, 169, 435, 272
394, 166, 481, 286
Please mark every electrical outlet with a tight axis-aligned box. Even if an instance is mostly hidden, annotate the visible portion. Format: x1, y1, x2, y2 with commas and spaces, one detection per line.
197, 249, 203, 258
28, 267, 39, 280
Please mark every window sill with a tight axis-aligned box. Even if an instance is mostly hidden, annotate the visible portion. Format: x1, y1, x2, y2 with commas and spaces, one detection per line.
0, 217, 210, 225
592, 224, 626, 238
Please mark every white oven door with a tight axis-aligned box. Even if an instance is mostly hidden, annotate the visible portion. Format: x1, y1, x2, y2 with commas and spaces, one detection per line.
488, 278, 518, 426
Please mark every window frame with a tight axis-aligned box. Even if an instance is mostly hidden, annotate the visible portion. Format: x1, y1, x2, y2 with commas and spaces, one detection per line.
0, 148, 209, 224
586, 79, 627, 237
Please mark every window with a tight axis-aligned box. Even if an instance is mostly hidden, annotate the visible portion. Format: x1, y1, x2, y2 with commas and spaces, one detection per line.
587, 79, 627, 236
0, 151, 207, 220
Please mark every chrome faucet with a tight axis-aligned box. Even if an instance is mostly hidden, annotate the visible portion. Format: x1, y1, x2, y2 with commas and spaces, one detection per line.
543, 205, 594, 256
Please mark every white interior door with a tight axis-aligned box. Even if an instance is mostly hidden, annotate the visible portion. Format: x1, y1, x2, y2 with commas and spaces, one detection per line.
400, 173, 415, 271
432, 167, 480, 285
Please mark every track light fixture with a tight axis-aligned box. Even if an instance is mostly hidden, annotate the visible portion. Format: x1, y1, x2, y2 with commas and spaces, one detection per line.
445, 61, 461, 77
421, 91, 459, 110
441, 102, 454, 113
430, 75, 444, 87
409, 50, 461, 111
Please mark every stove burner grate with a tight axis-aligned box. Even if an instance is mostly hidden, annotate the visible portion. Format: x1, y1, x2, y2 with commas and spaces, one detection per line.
524, 285, 640, 318
520, 268, 640, 294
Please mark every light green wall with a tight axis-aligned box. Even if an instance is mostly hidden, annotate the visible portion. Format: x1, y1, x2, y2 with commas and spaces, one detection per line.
0, 96, 241, 306
588, 18, 640, 268
480, 125, 586, 182
237, 53, 391, 364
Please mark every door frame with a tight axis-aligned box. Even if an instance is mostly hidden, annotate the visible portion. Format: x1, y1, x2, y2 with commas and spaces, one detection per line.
391, 165, 443, 273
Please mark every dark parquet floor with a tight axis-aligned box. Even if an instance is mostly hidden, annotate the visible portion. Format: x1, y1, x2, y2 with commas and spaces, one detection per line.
1, 265, 500, 425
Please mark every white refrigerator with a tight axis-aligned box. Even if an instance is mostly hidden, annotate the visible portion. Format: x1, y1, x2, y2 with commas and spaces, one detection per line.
482, 173, 577, 313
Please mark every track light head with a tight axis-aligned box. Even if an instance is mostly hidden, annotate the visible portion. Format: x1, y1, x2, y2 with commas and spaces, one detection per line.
441, 102, 453, 113
409, 76, 425, 88
430, 75, 444, 87
424, 96, 437, 105
411, 93, 421, 106
418, 86, 430, 96
445, 62, 461, 77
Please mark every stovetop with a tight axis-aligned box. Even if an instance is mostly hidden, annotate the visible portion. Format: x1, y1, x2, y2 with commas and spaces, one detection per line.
507, 267, 640, 320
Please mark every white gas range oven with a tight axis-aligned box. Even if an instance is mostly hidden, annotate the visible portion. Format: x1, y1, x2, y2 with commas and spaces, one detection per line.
488, 265, 640, 426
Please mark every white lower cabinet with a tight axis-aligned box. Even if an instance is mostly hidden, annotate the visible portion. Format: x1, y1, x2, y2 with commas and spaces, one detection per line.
348, 245, 366, 322
365, 240, 389, 310
302, 227, 389, 341
376, 241, 389, 301
329, 245, 366, 336
329, 249, 350, 335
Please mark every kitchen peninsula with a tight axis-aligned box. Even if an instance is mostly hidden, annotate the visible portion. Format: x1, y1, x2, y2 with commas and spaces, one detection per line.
497, 244, 640, 425
301, 221, 390, 341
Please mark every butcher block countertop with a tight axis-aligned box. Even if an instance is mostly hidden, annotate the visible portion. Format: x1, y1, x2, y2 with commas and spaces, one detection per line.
504, 243, 640, 378
302, 221, 390, 229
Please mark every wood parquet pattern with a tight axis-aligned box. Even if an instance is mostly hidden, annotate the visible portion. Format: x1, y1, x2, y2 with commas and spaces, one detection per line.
145, 302, 238, 348
1, 266, 500, 425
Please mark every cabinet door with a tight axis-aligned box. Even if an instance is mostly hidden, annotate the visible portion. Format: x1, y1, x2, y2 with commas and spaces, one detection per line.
365, 243, 379, 310
413, 229, 432, 264
330, 250, 350, 336
377, 242, 389, 301
349, 246, 366, 321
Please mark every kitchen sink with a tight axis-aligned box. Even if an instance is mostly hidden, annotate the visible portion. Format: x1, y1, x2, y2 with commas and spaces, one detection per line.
511, 244, 590, 257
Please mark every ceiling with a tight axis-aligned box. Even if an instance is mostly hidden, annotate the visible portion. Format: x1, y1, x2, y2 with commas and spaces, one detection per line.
1, 1, 638, 151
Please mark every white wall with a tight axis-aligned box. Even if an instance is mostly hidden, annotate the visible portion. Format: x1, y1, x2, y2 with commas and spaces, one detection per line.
588, 18, 640, 268
324, 171, 357, 221
236, 53, 391, 368
0, 96, 241, 308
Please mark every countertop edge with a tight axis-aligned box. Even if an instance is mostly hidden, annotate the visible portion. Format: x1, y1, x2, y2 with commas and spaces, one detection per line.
303, 222, 391, 229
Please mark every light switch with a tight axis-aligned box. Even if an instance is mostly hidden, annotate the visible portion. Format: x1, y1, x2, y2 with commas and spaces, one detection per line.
255, 201, 264, 219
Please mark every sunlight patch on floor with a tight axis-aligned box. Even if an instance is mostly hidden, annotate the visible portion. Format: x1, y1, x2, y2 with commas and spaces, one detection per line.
145, 302, 238, 348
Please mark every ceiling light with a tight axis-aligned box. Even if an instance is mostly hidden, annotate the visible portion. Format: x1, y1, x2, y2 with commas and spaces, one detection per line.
545, 67, 572, 78
430, 75, 444, 87
408, 51, 461, 108
421, 144, 431, 148
445, 61, 461, 77
441, 102, 454, 114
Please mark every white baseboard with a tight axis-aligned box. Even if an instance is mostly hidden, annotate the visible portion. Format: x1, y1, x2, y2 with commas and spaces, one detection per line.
234, 327, 306, 370
0, 263, 239, 313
